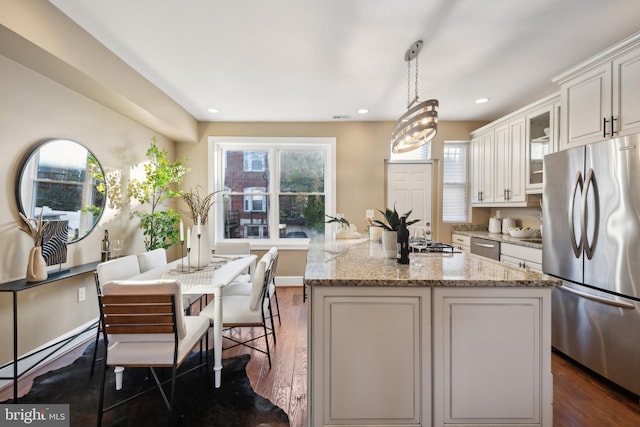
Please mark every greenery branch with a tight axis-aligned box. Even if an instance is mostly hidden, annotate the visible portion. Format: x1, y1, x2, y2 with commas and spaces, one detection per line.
18, 211, 51, 247
325, 214, 350, 228
180, 186, 221, 224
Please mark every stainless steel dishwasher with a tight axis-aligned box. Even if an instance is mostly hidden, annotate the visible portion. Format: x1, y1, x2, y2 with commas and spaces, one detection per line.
470, 237, 500, 260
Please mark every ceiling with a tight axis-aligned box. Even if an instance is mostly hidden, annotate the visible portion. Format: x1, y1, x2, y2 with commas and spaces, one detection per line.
48, 0, 640, 123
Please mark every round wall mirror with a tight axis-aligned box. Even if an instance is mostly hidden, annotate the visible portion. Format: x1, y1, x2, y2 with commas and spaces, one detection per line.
16, 139, 106, 243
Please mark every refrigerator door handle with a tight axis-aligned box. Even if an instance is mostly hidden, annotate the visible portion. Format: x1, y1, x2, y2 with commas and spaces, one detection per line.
581, 168, 600, 260
558, 285, 635, 309
569, 171, 583, 258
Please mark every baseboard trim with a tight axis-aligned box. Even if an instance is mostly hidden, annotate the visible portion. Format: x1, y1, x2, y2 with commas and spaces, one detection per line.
0, 318, 98, 397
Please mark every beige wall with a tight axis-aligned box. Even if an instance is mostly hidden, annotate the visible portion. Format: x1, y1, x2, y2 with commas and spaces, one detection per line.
0, 54, 175, 365
177, 120, 487, 276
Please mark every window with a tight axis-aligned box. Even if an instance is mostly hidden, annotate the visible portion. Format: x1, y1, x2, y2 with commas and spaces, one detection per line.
243, 151, 266, 171
442, 141, 470, 222
210, 137, 336, 248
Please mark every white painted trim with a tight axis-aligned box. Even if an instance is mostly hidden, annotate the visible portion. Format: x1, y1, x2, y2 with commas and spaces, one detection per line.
0, 318, 98, 392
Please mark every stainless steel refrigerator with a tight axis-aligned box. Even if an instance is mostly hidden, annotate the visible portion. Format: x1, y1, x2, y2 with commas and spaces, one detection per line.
543, 134, 640, 396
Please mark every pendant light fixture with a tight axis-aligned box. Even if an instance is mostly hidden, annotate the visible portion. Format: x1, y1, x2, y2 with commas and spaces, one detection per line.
391, 40, 439, 154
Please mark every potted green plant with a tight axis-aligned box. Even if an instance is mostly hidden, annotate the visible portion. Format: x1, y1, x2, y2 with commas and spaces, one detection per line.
128, 138, 189, 250
373, 204, 420, 258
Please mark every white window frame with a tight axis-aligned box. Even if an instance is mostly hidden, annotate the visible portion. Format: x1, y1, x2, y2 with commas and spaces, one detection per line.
209, 136, 336, 250
442, 140, 470, 223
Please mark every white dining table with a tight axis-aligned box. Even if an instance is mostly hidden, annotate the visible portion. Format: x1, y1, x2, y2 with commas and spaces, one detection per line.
129, 254, 257, 388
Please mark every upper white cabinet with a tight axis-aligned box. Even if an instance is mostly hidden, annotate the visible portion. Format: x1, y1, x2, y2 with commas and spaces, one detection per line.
554, 32, 640, 149
525, 101, 559, 193
471, 94, 558, 205
471, 131, 494, 204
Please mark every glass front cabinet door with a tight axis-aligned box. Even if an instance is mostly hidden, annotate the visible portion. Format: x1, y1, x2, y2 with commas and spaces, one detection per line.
525, 103, 558, 193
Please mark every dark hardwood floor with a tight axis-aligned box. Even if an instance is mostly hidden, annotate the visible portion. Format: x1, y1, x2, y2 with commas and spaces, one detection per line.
4, 286, 639, 426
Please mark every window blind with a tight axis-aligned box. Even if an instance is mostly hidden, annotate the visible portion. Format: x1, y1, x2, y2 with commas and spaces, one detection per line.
442, 141, 470, 222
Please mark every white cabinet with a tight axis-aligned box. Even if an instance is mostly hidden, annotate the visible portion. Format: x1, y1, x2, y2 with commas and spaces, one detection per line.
471, 131, 494, 204
471, 94, 559, 206
309, 286, 432, 426
432, 287, 552, 426
555, 33, 640, 149
451, 233, 470, 252
501, 242, 542, 273
495, 118, 526, 203
526, 102, 559, 193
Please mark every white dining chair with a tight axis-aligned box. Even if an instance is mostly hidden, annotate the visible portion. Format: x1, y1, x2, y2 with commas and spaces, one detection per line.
199, 251, 275, 368
138, 248, 204, 314
91, 255, 142, 378
225, 247, 281, 333
97, 279, 209, 427
215, 241, 252, 282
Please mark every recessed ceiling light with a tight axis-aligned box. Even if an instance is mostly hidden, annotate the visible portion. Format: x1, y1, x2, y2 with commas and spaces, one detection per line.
357, 108, 369, 114
207, 108, 219, 113
475, 98, 489, 104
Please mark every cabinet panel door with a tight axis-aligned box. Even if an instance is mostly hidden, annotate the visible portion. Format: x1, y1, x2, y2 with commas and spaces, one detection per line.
480, 132, 495, 203
561, 62, 612, 149
310, 287, 431, 426
494, 124, 509, 202
433, 287, 552, 426
508, 118, 526, 202
613, 47, 640, 136
471, 137, 482, 203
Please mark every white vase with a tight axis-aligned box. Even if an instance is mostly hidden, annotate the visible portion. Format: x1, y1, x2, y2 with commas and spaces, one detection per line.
189, 226, 211, 268
26, 246, 48, 282
381, 229, 398, 259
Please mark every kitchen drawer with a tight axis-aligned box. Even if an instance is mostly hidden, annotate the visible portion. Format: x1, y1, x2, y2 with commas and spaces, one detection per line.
501, 243, 542, 264
501, 254, 542, 273
451, 233, 471, 251
470, 237, 500, 260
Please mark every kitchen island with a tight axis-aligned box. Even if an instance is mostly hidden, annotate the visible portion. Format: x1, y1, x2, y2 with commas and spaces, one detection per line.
305, 236, 560, 427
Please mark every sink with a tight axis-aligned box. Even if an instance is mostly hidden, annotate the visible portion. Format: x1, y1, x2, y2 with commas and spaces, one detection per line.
520, 238, 542, 244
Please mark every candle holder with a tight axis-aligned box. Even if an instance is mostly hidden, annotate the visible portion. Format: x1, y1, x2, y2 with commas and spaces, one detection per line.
187, 247, 191, 273
180, 240, 185, 272
196, 232, 202, 270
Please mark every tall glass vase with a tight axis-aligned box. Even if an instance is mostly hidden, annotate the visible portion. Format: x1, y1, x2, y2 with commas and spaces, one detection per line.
190, 226, 211, 268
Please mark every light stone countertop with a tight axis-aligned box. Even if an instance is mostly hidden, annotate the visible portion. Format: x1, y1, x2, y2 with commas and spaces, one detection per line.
303, 235, 559, 288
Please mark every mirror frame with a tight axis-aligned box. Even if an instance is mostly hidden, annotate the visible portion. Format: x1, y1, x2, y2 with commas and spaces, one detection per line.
15, 138, 106, 244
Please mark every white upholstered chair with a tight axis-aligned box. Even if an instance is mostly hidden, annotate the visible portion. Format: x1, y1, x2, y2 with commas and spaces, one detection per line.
137, 248, 203, 314
136, 247, 167, 272
224, 247, 281, 333
199, 251, 275, 368
91, 255, 142, 377
97, 279, 209, 427
215, 241, 252, 282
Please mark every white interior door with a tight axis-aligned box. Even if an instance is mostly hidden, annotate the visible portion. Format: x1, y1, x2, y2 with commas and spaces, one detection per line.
386, 162, 432, 235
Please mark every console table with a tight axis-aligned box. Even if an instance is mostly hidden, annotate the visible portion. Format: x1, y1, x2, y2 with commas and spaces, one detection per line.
0, 261, 99, 402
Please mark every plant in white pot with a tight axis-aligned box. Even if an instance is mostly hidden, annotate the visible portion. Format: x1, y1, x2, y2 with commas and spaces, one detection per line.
373, 205, 420, 258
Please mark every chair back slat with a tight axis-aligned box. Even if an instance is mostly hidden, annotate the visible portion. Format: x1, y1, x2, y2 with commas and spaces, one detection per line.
101, 294, 172, 304
100, 294, 177, 336
104, 315, 174, 324
106, 325, 175, 335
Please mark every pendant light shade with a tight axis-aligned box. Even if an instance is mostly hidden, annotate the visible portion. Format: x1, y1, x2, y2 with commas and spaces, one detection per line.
391, 40, 439, 154
391, 98, 439, 153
